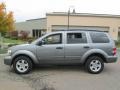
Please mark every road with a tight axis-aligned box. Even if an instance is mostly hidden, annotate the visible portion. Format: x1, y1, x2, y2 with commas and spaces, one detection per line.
0, 52, 120, 90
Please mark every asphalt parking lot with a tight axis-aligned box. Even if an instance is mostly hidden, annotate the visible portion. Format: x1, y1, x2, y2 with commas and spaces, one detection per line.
0, 51, 120, 90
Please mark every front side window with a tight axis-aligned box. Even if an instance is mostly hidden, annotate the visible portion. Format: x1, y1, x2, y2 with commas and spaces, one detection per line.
43, 34, 62, 44
90, 32, 109, 43
67, 33, 87, 44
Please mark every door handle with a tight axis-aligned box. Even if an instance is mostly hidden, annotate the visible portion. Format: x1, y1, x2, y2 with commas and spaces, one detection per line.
56, 47, 63, 49
83, 46, 90, 48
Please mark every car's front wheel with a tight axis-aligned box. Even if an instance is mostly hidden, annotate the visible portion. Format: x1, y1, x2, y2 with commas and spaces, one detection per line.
13, 56, 33, 74
85, 56, 104, 74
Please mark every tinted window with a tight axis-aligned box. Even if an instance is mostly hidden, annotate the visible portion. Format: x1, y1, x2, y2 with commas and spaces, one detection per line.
43, 34, 62, 44
90, 32, 109, 43
67, 33, 87, 44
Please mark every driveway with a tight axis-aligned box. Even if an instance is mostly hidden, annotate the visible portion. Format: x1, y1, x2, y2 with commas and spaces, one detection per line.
0, 51, 120, 90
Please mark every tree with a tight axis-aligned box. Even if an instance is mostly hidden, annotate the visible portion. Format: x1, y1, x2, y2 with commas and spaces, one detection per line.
0, 2, 15, 36
0, 3, 6, 34
6, 11, 15, 31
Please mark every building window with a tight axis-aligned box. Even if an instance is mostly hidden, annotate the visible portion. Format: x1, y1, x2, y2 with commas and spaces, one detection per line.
32, 30, 35, 37
32, 29, 41, 38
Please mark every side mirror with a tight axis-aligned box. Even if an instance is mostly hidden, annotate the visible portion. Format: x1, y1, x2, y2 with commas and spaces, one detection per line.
37, 40, 45, 46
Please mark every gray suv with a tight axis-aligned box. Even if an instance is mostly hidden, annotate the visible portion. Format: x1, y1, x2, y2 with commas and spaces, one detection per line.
4, 30, 117, 74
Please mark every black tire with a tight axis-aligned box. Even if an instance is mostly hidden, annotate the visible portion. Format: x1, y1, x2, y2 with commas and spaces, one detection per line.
85, 56, 104, 74
13, 56, 33, 74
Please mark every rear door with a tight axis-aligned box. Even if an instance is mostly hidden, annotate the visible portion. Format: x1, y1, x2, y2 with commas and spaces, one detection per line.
65, 32, 90, 62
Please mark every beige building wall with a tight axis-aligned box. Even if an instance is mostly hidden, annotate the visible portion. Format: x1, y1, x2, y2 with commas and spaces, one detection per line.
47, 14, 120, 40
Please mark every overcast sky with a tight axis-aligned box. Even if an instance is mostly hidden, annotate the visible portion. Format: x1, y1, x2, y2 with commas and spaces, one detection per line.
1, 0, 120, 22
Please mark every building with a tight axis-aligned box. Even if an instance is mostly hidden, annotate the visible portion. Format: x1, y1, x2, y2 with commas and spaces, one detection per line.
15, 18, 46, 38
15, 12, 120, 40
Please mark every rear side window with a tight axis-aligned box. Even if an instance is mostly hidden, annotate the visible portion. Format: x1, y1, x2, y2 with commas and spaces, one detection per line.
90, 32, 109, 43
67, 33, 87, 44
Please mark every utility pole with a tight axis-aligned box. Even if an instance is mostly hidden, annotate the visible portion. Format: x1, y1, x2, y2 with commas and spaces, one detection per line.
67, 6, 75, 30
68, 8, 70, 30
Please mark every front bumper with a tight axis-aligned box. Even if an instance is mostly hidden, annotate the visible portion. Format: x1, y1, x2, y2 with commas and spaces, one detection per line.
106, 56, 117, 63
4, 56, 12, 65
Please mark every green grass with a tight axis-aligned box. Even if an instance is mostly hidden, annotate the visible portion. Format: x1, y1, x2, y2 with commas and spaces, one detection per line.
0, 48, 7, 54
114, 40, 120, 48
0, 38, 26, 54
117, 44, 120, 48
3, 38, 25, 44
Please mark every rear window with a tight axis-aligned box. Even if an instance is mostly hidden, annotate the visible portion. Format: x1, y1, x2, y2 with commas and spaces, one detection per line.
90, 32, 109, 43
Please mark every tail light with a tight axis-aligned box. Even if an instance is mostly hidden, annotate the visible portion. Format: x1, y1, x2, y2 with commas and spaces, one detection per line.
113, 48, 117, 56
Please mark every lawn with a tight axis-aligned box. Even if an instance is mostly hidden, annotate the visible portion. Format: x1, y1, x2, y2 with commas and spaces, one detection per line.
0, 48, 7, 54
3, 38, 25, 44
117, 44, 120, 48
0, 38, 26, 54
115, 40, 120, 48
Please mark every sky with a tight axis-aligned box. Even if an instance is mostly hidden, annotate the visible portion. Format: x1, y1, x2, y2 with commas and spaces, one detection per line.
1, 0, 120, 22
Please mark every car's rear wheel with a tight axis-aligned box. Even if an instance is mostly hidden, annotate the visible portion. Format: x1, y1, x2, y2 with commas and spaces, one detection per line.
13, 56, 33, 74
85, 56, 104, 74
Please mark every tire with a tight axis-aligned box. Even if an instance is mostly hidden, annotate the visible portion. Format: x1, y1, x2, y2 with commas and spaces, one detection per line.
13, 56, 33, 74
85, 56, 104, 74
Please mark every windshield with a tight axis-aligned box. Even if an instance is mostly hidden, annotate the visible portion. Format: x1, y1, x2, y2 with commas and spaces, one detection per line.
31, 38, 41, 45
31, 33, 47, 44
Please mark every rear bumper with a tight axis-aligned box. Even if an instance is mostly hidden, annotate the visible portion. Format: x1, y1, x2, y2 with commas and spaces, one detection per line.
106, 56, 117, 63
4, 56, 12, 65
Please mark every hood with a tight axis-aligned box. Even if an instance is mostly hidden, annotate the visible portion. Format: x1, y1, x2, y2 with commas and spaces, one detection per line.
9, 44, 30, 50
9, 44, 37, 54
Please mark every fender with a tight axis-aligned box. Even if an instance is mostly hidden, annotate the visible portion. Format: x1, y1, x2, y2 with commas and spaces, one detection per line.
11, 50, 39, 64
80, 49, 108, 63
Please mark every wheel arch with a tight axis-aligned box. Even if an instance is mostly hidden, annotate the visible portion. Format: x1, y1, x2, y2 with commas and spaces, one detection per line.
81, 49, 108, 64
84, 53, 107, 64
12, 54, 34, 65
11, 50, 39, 65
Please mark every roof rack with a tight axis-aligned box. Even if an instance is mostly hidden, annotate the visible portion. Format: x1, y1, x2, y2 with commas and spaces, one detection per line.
53, 29, 106, 32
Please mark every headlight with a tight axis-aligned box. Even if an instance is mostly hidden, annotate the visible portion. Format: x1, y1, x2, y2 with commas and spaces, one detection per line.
7, 50, 12, 55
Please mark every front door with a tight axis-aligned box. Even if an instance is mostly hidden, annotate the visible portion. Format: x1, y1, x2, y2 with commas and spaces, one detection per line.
36, 33, 64, 64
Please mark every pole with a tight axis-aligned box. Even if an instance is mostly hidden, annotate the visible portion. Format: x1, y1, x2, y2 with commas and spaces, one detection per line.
68, 9, 70, 30
67, 6, 75, 31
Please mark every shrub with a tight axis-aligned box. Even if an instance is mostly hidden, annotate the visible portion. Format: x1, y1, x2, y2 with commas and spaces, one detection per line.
19, 31, 29, 40
5, 31, 18, 39
10, 31, 18, 37
115, 40, 120, 48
